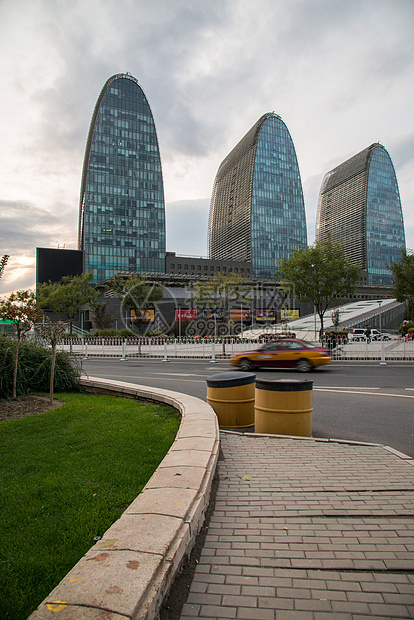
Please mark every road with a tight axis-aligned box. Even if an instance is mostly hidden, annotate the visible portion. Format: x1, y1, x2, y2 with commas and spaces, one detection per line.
81, 357, 414, 458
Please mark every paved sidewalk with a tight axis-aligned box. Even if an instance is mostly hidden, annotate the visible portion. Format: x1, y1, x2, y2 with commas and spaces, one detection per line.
178, 432, 414, 619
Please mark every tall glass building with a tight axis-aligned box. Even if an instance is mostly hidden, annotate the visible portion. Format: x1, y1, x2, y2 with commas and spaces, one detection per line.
78, 73, 166, 282
316, 143, 406, 285
208, 113, 307, 278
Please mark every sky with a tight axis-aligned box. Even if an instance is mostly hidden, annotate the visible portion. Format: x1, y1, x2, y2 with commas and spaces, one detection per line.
0, 0, 413, 295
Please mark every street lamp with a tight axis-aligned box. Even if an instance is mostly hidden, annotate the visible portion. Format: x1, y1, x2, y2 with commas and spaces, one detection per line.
378, 300, 386, 366
378, 300, 382, 334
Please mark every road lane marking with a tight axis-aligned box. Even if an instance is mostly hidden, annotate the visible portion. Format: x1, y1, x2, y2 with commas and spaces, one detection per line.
315, 386, 380, 390
314, 388, 414, 399
83, 373, 414, 397
84, 373, 206, 383
153, 372, 206, 377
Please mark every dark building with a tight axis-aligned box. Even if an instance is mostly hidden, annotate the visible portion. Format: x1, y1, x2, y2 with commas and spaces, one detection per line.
36, 248, 83, 285
165, 252, 253, 278
208, 112, 307, 278
316, 143, 406, 285
78, 73, 166, 283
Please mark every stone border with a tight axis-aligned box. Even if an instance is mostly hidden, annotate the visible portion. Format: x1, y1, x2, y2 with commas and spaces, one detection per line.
29, 376, 220, 620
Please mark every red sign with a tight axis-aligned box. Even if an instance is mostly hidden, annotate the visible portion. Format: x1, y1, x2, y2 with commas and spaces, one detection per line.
175, 309, 197, 321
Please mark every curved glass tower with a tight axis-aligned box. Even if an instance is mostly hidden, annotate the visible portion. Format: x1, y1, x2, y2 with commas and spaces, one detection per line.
316, 143, 406, 285
78, 73, 166, 282
208, 113, 307, 278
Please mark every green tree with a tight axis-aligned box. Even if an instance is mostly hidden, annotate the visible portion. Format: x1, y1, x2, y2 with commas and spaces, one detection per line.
192, 273, 251, 317
389, 249, 414, 320
90, 302, 113, 330
0, 290, 43, 399
0, 254, 9, 280
36, 318, 69, 404
278, 237, 361, 339
37, 273, 99, 336
111, 274, 163, 333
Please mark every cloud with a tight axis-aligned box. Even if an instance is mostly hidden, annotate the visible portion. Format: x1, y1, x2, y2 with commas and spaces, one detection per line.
0, 199, 77, 295
0, 0, 413, 295
166, 199, 210, 257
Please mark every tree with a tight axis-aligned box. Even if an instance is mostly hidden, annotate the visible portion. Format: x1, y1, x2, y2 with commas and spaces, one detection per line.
278, 237, 361, 339
37, 273, 99, 336
389, 249, 414, 320
111, 274, 163, 333
192, 273, 251, 318
0, 290, 43, 399
90, 302, 113, 331
36, 318, 69, 404
0, 254, 9, 280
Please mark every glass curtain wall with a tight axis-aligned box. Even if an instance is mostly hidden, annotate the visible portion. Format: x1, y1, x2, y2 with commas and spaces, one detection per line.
208, 113, 307, 278
366, 146, 405, 285
251, 117, 307, 277
78, 74, 166, 282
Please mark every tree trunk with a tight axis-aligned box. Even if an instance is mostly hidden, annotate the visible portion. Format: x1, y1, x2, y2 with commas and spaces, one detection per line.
13, 337, 20, 399
49, 345, 56, 405
318, 312, 324, 342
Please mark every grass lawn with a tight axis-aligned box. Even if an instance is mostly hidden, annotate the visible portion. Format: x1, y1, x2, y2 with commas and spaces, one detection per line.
0, 392, 180, 620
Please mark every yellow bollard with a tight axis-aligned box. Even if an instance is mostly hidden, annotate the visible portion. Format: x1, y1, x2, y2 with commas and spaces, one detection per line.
255, 379, 313, 437
206, 372, 256, 428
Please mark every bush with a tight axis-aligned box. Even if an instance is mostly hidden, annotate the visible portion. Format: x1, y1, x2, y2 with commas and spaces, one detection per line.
0, 336, 81, 399
92, 328, 118, 337
118, 328, 136, 337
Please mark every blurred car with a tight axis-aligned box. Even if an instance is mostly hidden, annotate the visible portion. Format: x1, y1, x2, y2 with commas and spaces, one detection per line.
230, 338, 332, 372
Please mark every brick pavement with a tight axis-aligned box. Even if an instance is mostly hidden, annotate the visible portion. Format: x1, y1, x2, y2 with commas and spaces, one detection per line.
178, 432, 414, 619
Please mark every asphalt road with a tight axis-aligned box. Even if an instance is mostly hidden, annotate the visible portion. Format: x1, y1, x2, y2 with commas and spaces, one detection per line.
81, 357, 414, 458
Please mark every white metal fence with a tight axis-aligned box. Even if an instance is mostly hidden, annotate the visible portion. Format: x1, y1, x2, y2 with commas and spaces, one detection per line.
330, 339, 414, 362
59, 337, 414, 362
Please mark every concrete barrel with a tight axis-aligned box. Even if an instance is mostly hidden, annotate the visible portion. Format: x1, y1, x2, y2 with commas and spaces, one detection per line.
206, 372, 256, 428
255, 379, 313, 437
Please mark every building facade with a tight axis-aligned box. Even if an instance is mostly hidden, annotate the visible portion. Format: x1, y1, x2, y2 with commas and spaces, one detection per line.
316, 143, 406, 285
208, 112, 307, 278
78, 73, 166, 282
165, 252, 253, 278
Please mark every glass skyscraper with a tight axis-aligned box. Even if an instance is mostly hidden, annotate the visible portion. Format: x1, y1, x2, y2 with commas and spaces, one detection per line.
316, 143, 406, 285
208, 113, 307, 278
78, 73, 166, 282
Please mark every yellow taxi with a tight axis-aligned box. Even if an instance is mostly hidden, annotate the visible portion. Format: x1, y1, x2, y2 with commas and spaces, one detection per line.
230, 338, 332, 372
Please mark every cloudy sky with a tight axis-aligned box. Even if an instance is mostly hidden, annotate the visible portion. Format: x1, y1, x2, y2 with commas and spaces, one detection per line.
0, 0, 413, 295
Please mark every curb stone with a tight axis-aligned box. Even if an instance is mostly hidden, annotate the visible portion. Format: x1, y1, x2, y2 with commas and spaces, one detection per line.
28, 376, 220, 620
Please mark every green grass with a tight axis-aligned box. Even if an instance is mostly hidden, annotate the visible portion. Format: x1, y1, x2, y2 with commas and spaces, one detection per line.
0, 392, 180, 620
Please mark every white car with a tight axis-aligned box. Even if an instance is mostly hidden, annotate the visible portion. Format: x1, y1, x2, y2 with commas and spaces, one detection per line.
351, 328, 392, 341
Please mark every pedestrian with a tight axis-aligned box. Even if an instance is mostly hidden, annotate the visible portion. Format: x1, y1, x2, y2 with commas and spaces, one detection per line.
402, 321, 409, 340
364, 325, 371, 342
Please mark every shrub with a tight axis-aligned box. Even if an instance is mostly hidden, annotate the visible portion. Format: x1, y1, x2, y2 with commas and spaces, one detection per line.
0, 336, 81, 399
118, 328, 136, 337
92, 329, 117, 337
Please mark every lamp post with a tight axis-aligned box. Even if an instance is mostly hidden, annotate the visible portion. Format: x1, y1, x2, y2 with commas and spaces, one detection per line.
378, 300, 386, 366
